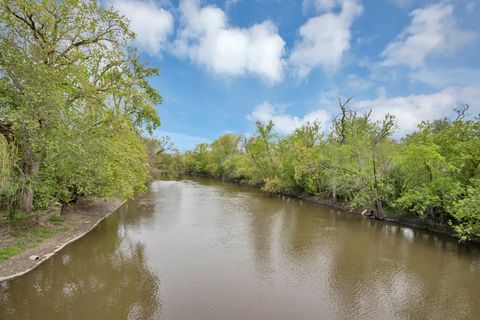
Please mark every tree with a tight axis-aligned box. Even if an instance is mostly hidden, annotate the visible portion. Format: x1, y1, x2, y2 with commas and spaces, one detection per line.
330, 105, 398, 219
244, 121, 280, 183
395, 120, 467, 225
452, 179, 480, 240
278, 121, 323, 194
0, 0, 161, 214
207, 134, 241, 177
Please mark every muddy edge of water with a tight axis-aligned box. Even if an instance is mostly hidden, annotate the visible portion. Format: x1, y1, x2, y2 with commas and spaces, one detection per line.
0, 199, 125, 282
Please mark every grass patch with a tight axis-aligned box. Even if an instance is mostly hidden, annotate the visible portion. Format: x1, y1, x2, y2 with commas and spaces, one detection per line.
10, 211, 30, 223
0, 246, 23, 260
8, 229, 23, 237
55, 226, 69, 233
33, 228, 56, 239
48, 215, 64, 224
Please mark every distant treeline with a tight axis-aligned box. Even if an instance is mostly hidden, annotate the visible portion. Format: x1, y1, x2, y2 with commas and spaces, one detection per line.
0, 0, 161, 220
161, 102, 480, 241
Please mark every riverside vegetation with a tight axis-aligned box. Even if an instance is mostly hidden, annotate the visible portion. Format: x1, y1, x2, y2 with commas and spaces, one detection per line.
0, 0, 162, 257
161, 101, 480, 241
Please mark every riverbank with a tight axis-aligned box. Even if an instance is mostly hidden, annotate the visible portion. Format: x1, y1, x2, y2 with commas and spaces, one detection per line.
279, 190, 465, 240
0, 198, 124, 282
177, 173, 473, 243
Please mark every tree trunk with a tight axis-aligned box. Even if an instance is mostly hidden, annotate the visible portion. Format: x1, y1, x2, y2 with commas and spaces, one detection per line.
332, 184, 337, 205
60, 203, 68, 216
19, 185, 34, 212
372, 159, 384, 219
18, 121, 42, 213
19, 158, 40, 213
374, 198, 384, 220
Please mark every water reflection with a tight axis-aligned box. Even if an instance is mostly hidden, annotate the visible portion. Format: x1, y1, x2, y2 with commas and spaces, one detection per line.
0, 206, 161, 320
1, 178, 480, 320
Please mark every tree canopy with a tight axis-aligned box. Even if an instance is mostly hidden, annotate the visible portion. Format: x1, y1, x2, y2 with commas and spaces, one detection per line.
0, 0, 161, 216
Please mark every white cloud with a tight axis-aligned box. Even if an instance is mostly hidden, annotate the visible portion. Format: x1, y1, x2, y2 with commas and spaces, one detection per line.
303, 0, 338, 12
345, 74, 371, 93
466, 2, 476, 14
380, 3, 476, 68
109, 0, 174, 55
290, 0, 363, 77
352, 83, 480, 134
225, 0, 239, 11
174, 0, 286, 83
248, 83, 480, 137
247, 102, 331, 134
388, 0, 415, 9
411, 67, 480, 88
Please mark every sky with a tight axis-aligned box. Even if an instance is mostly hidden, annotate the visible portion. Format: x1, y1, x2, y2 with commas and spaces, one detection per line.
106, 0, 480, 150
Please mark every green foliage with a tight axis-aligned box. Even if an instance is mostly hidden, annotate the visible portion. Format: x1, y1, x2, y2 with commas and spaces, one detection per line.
244, 121, 280, 180
276, 121, 323, 194
0, 246, 22, 260
33, 228, 55, 239
0, 0, 161, 217
48, 215, 64, 224
0, 134, 19, 216
452, 179, 480, 241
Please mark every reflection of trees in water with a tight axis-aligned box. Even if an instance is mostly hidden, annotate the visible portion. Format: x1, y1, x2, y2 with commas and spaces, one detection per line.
244, 195, 332, 278
277, 200, 328, 263
3, 180, 479, 319
0, 208, 161, 320
120, 193, 158, 228
245, 196, 278, 277
239, 190, 480, 320
326, 219, 480, 319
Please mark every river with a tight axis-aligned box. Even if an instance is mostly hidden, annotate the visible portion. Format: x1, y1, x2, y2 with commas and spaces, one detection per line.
1, 178, 480, 319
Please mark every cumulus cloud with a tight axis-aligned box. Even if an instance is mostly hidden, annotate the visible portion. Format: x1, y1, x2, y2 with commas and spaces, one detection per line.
108, 0, 174, 55
303, 0, 339, 12
247, 102, 331, 134
411, 67, 480, 88
380, 3, 476, 68
388, 0, 415, 9
174, 0, 286, 83
290, 0, 363, 77
352, 83, 480, 134
345, 74, 371, 93
248, 83, 480, 137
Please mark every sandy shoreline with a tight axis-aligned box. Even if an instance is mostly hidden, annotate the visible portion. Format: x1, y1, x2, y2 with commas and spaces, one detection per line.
0, 198, 125, 282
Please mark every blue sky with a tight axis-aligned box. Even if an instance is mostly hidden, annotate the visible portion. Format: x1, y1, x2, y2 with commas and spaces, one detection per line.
107, 0, 480, 150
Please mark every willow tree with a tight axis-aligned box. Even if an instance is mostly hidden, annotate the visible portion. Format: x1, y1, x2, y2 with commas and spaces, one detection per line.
0, 0, 161, 213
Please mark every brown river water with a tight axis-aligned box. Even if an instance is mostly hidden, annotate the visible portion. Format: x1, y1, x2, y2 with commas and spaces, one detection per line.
1, 178, 480, 319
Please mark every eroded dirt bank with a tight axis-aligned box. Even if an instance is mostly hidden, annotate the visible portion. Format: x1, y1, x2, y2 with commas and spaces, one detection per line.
0, 199, 124, 282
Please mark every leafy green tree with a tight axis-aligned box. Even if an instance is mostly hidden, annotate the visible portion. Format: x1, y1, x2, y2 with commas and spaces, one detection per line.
0, 0, 161, 214
329, 103, 398, 219
395, 120, 464, 225
277, 121, 323, 194
452, 179, 480, 240
206, 133, 241, 177
244, 121, 280, 185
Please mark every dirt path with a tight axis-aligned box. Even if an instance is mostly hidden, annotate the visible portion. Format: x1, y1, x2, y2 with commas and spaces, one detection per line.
0, 199, 124, 282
